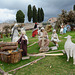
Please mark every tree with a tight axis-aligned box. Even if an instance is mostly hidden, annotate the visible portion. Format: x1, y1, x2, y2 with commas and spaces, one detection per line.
55, 9, 75, 32
68, 10, 74, 22
41, 8, 44, 22
73, 5, 75, 11
38, 8, 42, 22
37, 8, 44, 22
16, 10, 25, 23
33, 5, 38, 23
27, 4, 33, 22
58, 9, 68, 23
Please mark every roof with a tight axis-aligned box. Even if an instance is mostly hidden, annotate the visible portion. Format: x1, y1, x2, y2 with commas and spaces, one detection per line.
48, 17, 57, 23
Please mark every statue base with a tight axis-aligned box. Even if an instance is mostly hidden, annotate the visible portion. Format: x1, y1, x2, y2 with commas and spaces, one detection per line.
39, 46, 49, 52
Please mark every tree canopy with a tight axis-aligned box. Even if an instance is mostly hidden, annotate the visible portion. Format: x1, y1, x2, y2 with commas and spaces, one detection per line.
73, 5, 75, 11
33, 5, 38, 23
16, 10, 25, 23
27, 5, 33, 22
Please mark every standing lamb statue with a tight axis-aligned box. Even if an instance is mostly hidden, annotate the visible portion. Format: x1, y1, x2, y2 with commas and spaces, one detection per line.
64, 35, 75, 65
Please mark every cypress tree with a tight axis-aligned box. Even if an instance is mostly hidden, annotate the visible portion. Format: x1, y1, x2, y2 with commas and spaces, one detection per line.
73, 5, 75, 11
27, 4, 33, 22
41, 8, 44, 22
33, 5, 38, 23
38, 8, 42, 22
16, 10, 25, 23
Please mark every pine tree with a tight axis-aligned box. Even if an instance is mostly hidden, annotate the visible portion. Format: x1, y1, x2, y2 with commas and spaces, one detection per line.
33, 5, 38, 23
16, 10, 25, 23
27, 5, 33, 22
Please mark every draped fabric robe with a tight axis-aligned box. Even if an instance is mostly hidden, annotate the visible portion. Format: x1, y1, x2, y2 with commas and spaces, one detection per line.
18, 35, 27, 56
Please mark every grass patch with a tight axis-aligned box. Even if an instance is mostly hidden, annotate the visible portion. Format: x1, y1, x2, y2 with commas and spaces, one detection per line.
10, 55, 75, 75
0, 30, 75, 74
0, 56, 41, 72
28, 43, 39, 54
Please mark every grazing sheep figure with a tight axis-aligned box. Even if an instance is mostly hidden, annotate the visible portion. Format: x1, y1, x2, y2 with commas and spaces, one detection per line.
64, 35, 75, 65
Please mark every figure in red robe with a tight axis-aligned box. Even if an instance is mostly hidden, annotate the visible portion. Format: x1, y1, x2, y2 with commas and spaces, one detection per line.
32, 23, 39, 37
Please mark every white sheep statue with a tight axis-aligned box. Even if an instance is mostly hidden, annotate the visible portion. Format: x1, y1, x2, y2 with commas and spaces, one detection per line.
64, 35, 75, 65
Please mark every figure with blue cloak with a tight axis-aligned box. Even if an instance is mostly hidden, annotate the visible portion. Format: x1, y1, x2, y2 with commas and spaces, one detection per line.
66, 24, 71, 32
63, 25, 67, 34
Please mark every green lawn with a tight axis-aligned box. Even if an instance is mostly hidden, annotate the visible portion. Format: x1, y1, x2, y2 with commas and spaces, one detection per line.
11, 55, 75, 75
0, 56, 41, 72
0, 30, 75, 75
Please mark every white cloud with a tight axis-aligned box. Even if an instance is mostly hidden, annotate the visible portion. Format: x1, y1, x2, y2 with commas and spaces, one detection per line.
0, 8, 17, 23
0, 0, 75, 23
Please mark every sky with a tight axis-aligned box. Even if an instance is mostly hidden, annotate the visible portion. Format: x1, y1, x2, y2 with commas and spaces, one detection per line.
0, 0, 75, 23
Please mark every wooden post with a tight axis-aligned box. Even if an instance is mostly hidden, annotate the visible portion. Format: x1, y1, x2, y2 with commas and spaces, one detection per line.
1, 46, 18, 51
0, 42, 18, 46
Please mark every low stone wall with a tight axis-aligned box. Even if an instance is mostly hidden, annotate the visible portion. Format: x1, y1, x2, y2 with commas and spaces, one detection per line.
0, 23, 42, 31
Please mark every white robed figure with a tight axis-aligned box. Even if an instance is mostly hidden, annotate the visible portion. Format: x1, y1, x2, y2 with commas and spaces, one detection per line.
51, 29, 60, 47
60, 23, 64, 34
11, 23, 19, 42
21, 24, 26, 33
